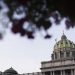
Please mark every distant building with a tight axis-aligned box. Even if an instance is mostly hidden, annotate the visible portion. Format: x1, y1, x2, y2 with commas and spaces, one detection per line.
1, 34, 75, 75
0, 67, 42, 75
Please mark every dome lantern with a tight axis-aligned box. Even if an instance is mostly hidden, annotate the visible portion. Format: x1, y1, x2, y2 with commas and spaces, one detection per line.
61, 33, 67, 40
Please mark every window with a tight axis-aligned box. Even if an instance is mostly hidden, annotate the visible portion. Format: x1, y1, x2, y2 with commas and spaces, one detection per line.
55, 52, 57, 59
45, 72, 50, 75
70, 43, 73, 47
60, 51, 64, 58
66, 51, 70, 57
66, 42, 68, 44
61, 42, 63, 44
57, 44, 59, 46
72, 51, 75, 58
51, 54, 54, 60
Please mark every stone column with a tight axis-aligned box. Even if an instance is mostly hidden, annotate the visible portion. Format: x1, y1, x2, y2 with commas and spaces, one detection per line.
50, 71, 52, 75
74, 69, 75, 75
70, 51, 72, 57
61, 70, 63, 75
53, 71, 54, 75
42, 72, 45, 75
63, 70, 65, 75
54, 52, 55, 60
71, 69, 74, 75
59, 52, 60, 59
64, 51, 66, 58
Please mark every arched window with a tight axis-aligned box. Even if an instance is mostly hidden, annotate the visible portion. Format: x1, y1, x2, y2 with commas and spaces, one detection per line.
60, 51, 64, 58
66, 51, 70, 57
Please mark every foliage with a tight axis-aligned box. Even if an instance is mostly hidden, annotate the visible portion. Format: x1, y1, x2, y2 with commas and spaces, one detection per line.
1, 0, 75, 39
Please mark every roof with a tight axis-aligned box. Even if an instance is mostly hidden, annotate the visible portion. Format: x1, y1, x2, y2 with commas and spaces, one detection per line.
3, 67, 18, 74
54, 34, 75, 50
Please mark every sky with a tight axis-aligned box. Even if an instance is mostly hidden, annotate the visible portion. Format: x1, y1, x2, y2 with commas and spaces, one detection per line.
0, 0, 75, 74
0, 19, 75, 74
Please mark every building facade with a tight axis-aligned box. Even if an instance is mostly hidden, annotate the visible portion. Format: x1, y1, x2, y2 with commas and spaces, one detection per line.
41, 34, 75, 75
0, 34, 75, 75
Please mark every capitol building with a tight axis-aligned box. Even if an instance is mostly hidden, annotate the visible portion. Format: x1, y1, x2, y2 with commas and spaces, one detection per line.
0, 34, 75, 75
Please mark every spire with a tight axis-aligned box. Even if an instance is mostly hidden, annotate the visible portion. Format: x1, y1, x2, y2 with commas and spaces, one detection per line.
10, 67, 13, 70
63, 30, 64, 35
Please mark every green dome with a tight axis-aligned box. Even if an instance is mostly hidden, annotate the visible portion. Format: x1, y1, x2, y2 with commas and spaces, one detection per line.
54, 34, 75, 50
4, 67, 18, 74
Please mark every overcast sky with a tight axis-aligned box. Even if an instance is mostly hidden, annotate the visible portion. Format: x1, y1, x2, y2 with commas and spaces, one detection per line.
0, 19, 75, 74
0, 0, 75, 74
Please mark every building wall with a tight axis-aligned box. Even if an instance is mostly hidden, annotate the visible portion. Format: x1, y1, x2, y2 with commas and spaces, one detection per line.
22, 72, 42, 75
